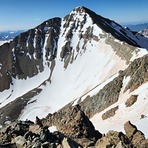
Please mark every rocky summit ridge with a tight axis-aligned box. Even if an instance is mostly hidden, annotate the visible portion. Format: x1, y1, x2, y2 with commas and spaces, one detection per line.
0, 6, 148, 147
0, 106, 147, 147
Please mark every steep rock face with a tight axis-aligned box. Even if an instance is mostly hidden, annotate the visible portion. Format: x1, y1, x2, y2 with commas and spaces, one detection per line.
74, 7, 148, 49
75, 7, 137, 47
0, 17, 61, 91
0, 43, 13, 91
124, 121, 147, 147
79, 74, 124, 118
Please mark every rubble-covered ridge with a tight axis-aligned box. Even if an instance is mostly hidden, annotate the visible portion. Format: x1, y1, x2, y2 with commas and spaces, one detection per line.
0, 106, 147, 148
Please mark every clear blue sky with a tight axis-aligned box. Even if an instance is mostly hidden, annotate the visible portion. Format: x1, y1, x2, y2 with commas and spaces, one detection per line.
0, 0, 148, 31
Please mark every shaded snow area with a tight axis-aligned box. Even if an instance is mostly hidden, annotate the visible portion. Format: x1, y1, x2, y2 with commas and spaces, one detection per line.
90, 77, 148, 138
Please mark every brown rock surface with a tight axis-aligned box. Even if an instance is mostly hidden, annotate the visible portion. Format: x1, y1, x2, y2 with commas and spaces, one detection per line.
95, 130, 131, 148
125, 95, 138, 107
102, 106, 118, 120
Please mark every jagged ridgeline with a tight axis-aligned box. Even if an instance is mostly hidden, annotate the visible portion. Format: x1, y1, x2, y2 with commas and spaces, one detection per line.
0, 6, 148, 147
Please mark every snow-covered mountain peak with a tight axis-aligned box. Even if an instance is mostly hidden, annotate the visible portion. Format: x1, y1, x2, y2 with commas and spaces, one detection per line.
73, 6, 87, 13
0, 6, 147, 128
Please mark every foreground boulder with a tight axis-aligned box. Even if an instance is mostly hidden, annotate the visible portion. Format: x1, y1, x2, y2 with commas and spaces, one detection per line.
95, 130, 131, 148
124, 121, 148, 147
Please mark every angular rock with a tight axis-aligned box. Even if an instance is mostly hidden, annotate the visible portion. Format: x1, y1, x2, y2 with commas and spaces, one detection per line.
95, 130, 131, 148
124, 121, 137, 139
15, 136, 26, 148
132, 131, 145, 147
74, 138, 94, 148
29, 124, 41, 135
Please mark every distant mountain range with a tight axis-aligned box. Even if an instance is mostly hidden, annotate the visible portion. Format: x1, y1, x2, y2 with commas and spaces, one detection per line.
0, 30, 24, 41
124, 23, 148, 32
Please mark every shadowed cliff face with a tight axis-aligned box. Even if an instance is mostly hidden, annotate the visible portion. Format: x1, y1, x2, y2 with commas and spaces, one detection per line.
0, 17, 61, 91
0, 43, 13, 91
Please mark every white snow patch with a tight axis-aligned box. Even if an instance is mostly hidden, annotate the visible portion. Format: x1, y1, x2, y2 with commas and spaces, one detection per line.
48, 126, 58, 132
131, 48, 148, 61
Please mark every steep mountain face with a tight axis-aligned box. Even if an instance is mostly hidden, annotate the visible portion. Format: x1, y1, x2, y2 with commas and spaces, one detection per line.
0, 6, 147, 138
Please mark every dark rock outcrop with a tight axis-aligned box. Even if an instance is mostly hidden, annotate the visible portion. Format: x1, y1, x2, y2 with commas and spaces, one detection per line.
79, 74, 124, 118
124, 54, 148, 92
